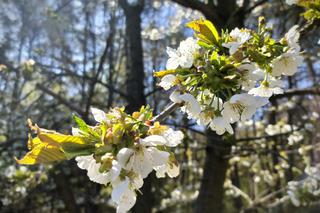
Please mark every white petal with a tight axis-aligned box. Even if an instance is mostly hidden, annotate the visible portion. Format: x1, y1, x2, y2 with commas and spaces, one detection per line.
131, 173, 144, 189
210, 117, 234, 135
76, 155, 94, 170
179, 93, 202, 117
166, 57, 179, 70
162, 128, 184, 147
108, 160, 122, 182
154, 165, 166, 178
166, 47, 179, 58
167, 162, 180, 178
221, 102, 240, 123
169, 90, 183, 103
179, 54, 194, 68
117, 148, 134, 168
148, 147, 170, 167
128, 148, 154, 178
112, 178, 130, 204
116, 188, 136, 213
240, 105, 257, 121
140, 135, 167, 146
91, 107, 107, 123
158, 74, 177, 90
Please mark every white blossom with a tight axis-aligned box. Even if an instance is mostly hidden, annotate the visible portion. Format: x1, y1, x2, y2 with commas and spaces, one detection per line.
160, 128, 184, 147
249, 83, 283, 98
23, 59, 35, 66
158, 74, 178, 90
154, 159, 180, 178
91, 107, 107, 123
271, 52, 303, 77
170, 91, 202, 119
117, 129, 183, 179
223, 28, 251, 55
209, 116, 234, 135
166, 37, 200, 69
222, 93, 268, 123
112, 178, 137, 213
75, 155, 121, 185
238, 64, 263, 91
196, 91, 223, 126
285, 25, 300, 52
265, 123, 294, 136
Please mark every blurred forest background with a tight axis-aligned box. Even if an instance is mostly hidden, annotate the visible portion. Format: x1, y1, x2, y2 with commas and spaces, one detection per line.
0, 0, 320, 212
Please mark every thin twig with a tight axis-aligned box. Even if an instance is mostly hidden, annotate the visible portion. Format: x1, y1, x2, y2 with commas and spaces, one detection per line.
151, 102, 182, 122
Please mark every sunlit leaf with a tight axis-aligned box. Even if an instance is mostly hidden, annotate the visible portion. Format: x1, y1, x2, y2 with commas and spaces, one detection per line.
186, 19, 220, 45
16, 121, 97, 164
16, 141, 66, 165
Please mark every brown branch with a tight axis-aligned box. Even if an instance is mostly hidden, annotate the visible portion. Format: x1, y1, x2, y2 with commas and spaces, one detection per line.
270, 87, 320, 101
151, 102, 182, 122
245, 0, 268, 13
170, 0, 223, 28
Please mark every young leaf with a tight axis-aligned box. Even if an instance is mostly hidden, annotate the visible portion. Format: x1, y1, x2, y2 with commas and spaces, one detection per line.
73, 114, 100, 139
38, 133, 96, 159
186, 19, 220, 45
16, 136, 66, 165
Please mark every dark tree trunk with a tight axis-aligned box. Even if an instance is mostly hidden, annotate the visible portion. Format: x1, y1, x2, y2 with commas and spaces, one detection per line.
52, 168, 80, 213
195, 130, 232, 213
120, 0, 146, 112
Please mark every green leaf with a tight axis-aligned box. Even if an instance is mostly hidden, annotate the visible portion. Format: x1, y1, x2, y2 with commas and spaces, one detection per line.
73, 114, 100, 139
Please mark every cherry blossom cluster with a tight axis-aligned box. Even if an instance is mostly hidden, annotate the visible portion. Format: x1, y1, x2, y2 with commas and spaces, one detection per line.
156, 18, 303, 135
72, 107, 184, 213
16, 106, 184, 213
287, 165, 320, 207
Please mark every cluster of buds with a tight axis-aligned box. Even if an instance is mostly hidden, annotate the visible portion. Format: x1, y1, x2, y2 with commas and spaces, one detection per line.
155, 18, 303, 135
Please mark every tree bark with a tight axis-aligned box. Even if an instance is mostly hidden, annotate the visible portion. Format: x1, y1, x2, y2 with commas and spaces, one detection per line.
52, 167, 80, 213
195, 130, 232, 213
120, 0, 146, 112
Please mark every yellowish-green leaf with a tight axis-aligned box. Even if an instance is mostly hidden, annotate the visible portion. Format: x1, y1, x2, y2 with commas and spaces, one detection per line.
186, 19, 220, 45
38, 133, 95, 159
17, 121, 96, 164
16, 142, 66, 165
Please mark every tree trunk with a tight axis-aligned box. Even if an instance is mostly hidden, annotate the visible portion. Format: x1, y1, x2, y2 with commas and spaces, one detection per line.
52, 167, 80, 213
195, 130, 232, 213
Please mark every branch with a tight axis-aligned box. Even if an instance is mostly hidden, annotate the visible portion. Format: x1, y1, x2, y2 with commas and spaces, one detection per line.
170, 0, 223, 28
37, 63, 129, 100
171, 0, 207, 11
36, 84, 86, 116
270, 87, 320, 101
245, 0, 268, 13
151, 102, 182, 122
299, 18, 320, 37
